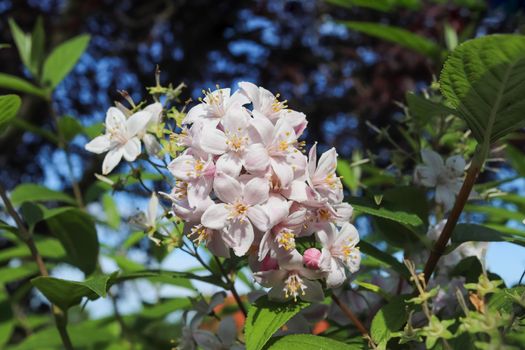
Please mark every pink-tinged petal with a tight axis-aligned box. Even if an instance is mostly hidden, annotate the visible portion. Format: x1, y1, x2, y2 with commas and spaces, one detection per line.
272, 118, 296, 144
446, 155, 466, 176
201, 203, 229, 230
126, 111, 152, 138
253, 269, 287, 287
325, 263, 347, 288
251, 110, 274, 145
105, 107, 126, 129
122, 137, 141, 161
302, 279, 325, 302
244, 143, 270, 173
247, 205, 270, 231
421, 149, 445, 173
213, 171, 242, 203
200, 128, 228, 155
216, 152, 242, 177
307, 143, 318, 177
168, 155, 195, 180
271, 157, 294, 189
315, 223, 337, 247
238, 81, 260, 106
258, 230, 272, 261
268, 281, 288, 301
337, 222, 360, 246
264, 194, 289, 226
436, 185, 456, 212
144, 102, 163, 125
207, 233, 230, 258
193, 330, 222, 349
228, 219, 254, 256
244, 177, 270, 205
217, 316, 237, 346
102, 147, 124, 175
182, 103, 206, 125
85, 135, 110, 154
283, 205, 307, 227
228, 89, 250, 107
221, 110, 248, 131
282, 181, 310, 202
318, 248, 333, 272
287, 110, 308, 137
315, 148, 337, 179
187, 177, 213, 208
142, 134, 162, 156
333, 202, 353, 224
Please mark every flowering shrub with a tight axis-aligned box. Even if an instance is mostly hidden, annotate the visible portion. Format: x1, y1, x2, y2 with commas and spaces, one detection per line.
1, 11, 525, 350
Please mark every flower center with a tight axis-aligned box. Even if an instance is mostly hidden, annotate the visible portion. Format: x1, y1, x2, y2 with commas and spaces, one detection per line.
173, 181, 188, 200
108, 126, 128, 145
271, 94, 288, 113
276, 229, 296, 251
317, 208, 332, 222
228, 200, 249, 220
189, 224, 210, 246
283, 273, 306, 302
225, 131, 248, 152
324, 173, 341, 189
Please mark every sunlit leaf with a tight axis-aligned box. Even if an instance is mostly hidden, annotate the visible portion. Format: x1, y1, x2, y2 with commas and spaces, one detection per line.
268, 334, 360, 349
41, 34, 90, 89
370, 296, 409, 349
10, 184, 76, 206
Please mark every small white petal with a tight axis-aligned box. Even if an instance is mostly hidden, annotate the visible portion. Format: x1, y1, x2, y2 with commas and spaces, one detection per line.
102, 147, 124, 175
85, 135, 111, 154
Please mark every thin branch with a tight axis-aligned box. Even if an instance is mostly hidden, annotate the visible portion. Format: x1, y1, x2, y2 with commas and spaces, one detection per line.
0, 183, 74, 350
213, 256, 248, 317
423, 156, 483, 282
331, 294, 376, 348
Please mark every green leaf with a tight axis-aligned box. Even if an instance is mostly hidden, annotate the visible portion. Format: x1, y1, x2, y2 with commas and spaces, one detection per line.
450, 256, 482, 283
29, 17, 45, 78
0, 238, 65, 263
267, 334, 360, 349
440, 34, 525, 144
10, 184, 76, 206
102, 193, 120, 229
0, 294, 14, 347
140, 298, 192, 319
406, 92, 455, 124
488, 286, 525, 313
245, 296, 308, 350
57, 115, 83, 142
326, 0, 420, 12
0, 94, 21, 132
337, 158, 361, 194
0, 264, 38, 284
451, 223, 504, 243
8, 19, 32, 71
41, 34, 90, 89
444, 22, 458, 51
341, 21, 441, 57
359, 241, 409, 278
506, 145, 525, 176
0, 73, 47, 98
31, 274, 112, 310
46, 209, 99, 275
0, 44, 10, 49
370, 296, 408, 349
350, 198, 423, 226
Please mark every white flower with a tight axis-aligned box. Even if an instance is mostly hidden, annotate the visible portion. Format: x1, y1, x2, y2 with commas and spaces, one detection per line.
317, 223, 361, 288
415, 149, 465, 212
85, 107, 151, 174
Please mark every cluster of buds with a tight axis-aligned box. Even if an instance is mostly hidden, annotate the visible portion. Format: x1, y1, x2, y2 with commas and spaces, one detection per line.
165, 83, 360, 302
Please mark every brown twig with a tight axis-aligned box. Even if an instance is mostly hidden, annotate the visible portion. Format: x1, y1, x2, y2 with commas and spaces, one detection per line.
423, 157, 482, 283
213, 256, 248, 317
331, 294, 374, 347
0, 183, 74, 350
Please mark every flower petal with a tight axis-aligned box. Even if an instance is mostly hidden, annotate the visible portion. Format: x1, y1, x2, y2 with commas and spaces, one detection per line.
168, 154, 195, 180
122, 137, 141, 161
244, 177, 270, 205
201, 203, 229, 230
421, 149, 445, 173
216, 152, 242, 177
247, 205, 270, 232
200, 127, 228, 155
302, 279, 325, 302
102, 147, 124, 175
213, 171, 242, 203
126, 111, 152, 137
85, 135, 111, 154
315, 148, 337, 179
244, 143, 270, 173
227, 219, 254, 256
271, 157, 294, 189
105, 107, 126, 129
446, 155, 466, 176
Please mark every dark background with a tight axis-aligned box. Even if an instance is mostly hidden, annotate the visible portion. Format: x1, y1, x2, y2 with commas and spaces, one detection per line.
1, 0, 524, 193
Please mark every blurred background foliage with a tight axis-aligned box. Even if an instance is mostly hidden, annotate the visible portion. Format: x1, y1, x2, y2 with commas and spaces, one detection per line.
2, 0, 525, 349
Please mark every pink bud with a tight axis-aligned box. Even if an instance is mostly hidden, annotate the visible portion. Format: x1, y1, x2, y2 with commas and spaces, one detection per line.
303, 248, 322, 269
261, 255, 279, 271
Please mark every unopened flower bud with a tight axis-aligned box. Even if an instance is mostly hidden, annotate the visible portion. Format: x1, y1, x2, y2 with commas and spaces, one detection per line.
304, 248, 322, 269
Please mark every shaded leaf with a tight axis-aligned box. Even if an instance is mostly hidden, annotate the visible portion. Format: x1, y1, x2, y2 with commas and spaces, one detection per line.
57, 116, 83, 142
0, 74, 47, 98
10, 184, 76, 206
267, 334, 360, 349
8, 19, 32, 71
370, 296, 408, 349
342, 21, 441, 57
350, 198, 423, 226
0, 94, 21, 132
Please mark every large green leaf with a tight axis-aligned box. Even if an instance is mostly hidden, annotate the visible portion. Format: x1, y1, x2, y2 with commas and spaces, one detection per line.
268, 334, 360, 349
0, 74, 47, 98
350, 199, 423, 226
326, 0, 420, 12
405, 92, 455, 124
342, 21, 441, 57
451, 223, 525, 246
31, 274, 113, 311
41, 34, 90, 89
10, 184, 76, 206
0, 95, 21, 132
0, 238, 65, 263
46, 209, 99, 275
245, 296, 308, 350
440, 34, 525, 144
370, 296, 409, 349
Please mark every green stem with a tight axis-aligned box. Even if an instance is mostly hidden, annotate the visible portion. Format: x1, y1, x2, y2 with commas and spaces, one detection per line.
0, 183, 74, 350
